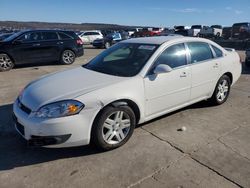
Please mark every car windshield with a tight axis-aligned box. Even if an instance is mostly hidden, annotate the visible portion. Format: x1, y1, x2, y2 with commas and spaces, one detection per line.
83, 43, 159, 77
2, 31, 25, 41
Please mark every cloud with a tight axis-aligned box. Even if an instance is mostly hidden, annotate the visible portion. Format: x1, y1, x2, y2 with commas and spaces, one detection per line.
235, 10, 243, 14
171, 8, 201, 13
225, 6, 232, 10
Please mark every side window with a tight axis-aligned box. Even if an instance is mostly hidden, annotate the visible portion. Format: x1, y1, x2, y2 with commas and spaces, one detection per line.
92, 32, 99, 35
211, 45, 223, 58
83, 32, 91, 36
17, 32, 42, 42
187, 42, 213, 63
42, 32, 58, 40
154, 43, 187, 69
58, 32, 72, 40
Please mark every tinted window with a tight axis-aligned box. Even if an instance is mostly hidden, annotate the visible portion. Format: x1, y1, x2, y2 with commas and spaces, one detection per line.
212, 45, 223, 58
83, 32, 92, 35
91, 32, 100, 35
187, 42, 213, 63
17, 32, 42, 42
154, 43, 187, 69
58, 32, 72, 40
42, 32, 58, 40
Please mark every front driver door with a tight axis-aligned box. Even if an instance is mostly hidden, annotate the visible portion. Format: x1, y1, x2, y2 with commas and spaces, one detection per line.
144, 43, 191, 117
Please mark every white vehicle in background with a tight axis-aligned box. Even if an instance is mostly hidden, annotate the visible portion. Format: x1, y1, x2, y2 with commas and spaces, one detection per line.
126, 28, 143, 37
13, 36, 241, 150
188, 25, 203, 37
78, 30, 103, 44
200, 25, 223, 38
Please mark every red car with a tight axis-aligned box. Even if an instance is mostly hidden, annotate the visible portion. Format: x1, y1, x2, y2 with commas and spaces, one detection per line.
134, 28, 162, 37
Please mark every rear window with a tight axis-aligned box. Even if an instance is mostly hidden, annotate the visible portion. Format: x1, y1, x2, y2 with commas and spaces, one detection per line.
187, 42, 213, 63
233, 23, 249, 27
191, 25, 202, 29
42, 32, 58, 40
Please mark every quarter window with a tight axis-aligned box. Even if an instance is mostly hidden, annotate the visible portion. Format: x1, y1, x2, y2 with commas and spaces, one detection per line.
187, 42, 213, 63
154, 43, 187, 69
58, 32, 72, 40
211, 45, 223, 58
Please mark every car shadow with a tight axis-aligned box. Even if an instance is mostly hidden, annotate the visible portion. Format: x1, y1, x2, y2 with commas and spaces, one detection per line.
0, 100, 214, 171
0, 103, 102, 171
13, 61, 62, 70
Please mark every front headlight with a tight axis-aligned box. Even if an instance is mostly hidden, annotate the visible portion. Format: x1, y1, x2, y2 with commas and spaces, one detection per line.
33, 100, 84, 118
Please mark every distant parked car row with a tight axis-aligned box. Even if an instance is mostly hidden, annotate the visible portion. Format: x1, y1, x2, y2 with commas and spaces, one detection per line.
246, 49, 250, 67
0, 30, 84, 71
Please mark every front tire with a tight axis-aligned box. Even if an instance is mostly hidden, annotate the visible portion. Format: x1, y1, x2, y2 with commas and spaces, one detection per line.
0, 53, 14, 72
92, 105, 136, 150
104, 42, 111, 49
210, 75, 231, 105
60, 50, 75, 65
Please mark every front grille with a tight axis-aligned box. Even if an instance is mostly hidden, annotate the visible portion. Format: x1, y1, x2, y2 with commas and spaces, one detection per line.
18, 98, 32, 114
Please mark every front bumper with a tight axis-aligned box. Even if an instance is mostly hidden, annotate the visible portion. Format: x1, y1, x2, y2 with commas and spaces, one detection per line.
13, 99, 98, 148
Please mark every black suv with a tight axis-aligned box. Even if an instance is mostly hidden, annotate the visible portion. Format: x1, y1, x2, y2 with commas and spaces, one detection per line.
0, 30, 84, 71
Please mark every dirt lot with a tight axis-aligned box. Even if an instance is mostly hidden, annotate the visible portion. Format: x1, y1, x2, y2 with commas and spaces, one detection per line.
0, 47, 250, 188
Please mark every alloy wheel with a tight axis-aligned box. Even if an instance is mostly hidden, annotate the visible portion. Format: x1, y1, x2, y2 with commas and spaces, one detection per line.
0, 54, 13, 71
62, 50, 75, 64
102, 111, 131, 145
216, 79, 229, 102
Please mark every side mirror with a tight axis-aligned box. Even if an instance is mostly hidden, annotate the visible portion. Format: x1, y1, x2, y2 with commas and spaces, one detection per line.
153, 64, 172, 74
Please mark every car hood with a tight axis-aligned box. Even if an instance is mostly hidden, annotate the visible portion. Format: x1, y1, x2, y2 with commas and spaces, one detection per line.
20, 67, 127, 111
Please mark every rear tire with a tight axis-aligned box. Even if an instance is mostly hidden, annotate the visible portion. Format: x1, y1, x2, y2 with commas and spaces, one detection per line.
210, 75, 231, 105
245, 60, 250, 67
92, 105, 136, 150
0, 53, 14, 72
60, 50, 75, 65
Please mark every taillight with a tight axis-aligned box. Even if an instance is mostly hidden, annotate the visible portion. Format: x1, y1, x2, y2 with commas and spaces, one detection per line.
77, 39, 83, 45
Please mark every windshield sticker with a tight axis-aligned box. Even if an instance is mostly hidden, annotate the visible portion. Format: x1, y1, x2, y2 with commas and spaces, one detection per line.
138, 45, 156, 50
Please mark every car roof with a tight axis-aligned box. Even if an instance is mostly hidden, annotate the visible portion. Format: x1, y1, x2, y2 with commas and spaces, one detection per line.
122, 36, 184, 45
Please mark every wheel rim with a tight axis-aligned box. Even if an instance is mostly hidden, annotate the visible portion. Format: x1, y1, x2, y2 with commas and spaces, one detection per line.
102, 111, 131, 145
62, 50, 75, 64
0, 54, 13, 70
105, 42, 110, 48
216, 79, 229, 102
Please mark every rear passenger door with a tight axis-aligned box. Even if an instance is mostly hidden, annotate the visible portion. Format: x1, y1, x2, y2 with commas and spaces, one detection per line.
187, 42, 221, 101
40, 31, 61, 61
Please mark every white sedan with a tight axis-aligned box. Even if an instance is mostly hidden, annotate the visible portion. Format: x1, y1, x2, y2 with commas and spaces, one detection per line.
13, 36, 242, 150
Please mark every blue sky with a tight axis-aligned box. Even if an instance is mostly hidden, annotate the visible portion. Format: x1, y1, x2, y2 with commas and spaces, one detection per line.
0, 0, 249, 27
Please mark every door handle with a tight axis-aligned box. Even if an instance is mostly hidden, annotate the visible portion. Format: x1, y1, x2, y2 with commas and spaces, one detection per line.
32, 43, 40, 47
57, 41, 64, 45
213, 63, 219, 68
180, 72, 187, 77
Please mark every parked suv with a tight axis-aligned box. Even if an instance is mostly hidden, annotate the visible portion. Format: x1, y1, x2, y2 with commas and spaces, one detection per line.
78, 30, 103, 44
0, 30, 83, 71
232, 22, 250, 39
